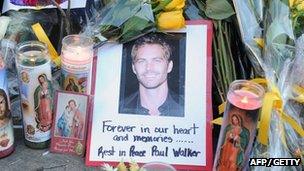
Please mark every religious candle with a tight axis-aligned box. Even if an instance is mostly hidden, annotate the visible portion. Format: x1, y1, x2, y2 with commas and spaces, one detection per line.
0, 50, 15, 158
213, 80, 265, 171
60, 35, 94, 94
141, 162, 176, 171
15, 41, 54, 149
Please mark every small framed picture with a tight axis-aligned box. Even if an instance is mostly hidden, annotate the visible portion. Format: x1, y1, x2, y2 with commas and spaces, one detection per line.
50, 91, 90, 156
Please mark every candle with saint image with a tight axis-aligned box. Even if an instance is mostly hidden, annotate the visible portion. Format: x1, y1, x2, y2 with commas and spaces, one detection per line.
0, 50, 15, 158
60, 35, 93, 94
15, 41, 54, 149
213, 80, 264, 171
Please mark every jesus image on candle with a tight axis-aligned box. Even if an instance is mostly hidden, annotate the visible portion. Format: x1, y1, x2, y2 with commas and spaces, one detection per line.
34, 74, 53, 132
217, 114, 249, 171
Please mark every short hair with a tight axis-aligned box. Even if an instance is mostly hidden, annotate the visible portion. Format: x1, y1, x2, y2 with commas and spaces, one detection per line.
131, 34, 172, 62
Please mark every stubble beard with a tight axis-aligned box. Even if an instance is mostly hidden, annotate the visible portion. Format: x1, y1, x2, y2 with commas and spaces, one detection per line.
139, 78, 167, 89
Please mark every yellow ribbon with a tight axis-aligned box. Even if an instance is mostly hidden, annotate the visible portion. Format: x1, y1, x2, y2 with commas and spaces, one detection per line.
212, 78, 304, 146
31, 23, 61, 67
257, 83, 282, 145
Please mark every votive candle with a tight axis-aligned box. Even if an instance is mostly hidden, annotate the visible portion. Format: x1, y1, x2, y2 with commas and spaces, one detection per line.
60, 35, 94, 94
0, 50, 15, 158
15, 41, 54, 149
213, 80, 265, 171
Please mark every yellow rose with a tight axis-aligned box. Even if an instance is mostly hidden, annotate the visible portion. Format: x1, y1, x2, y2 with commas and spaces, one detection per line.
290, 0, 304, 7
290, 0, 295, 7
164, 0, 185, 11
157, 10, 185, 30
296, 1, 304, 10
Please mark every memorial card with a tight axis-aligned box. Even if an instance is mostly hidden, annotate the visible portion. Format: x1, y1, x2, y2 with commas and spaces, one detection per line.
86, 20, 213, 170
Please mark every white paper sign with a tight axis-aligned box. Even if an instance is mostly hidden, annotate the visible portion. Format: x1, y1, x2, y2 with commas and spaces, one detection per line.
86, 20, 213, 170
2, 0, 87, 13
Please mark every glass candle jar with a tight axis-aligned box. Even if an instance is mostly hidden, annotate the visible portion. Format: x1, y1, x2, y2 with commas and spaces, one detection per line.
213, 80, 265, 171
15, 41, 54, 149
141, 162, 176, 171
60, 35, 94, 94
0, 49, 15, 158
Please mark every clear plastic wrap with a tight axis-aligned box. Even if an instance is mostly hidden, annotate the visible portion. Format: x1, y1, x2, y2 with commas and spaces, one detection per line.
233, 0, 304, 170
239, 1, 304, 170
233, 0, 265, 76
0, 16, 10, 40
4, 10, 58, 43
82, 0, 155, 44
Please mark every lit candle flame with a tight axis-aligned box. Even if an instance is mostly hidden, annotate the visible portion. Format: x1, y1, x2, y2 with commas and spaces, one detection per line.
76, 46, 81, 56
30, 57, 35, 66
241, 96, 248, 104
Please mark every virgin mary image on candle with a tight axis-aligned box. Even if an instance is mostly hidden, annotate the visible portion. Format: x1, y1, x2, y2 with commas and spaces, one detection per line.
65, 77, 80, 93
217, 114, 249, 171
34, 74, 53, 132
0, 89, 11, 148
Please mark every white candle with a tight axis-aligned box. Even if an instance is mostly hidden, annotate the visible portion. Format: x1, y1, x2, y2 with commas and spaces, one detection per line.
61, 35, 93, 94
15, 41, 53, 149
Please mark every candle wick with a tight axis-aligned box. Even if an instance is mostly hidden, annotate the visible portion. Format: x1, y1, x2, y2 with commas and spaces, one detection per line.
241, 96, 248, 104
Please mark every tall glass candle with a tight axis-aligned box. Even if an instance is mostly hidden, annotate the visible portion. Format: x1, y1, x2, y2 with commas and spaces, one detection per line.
16, 41, 54, 149
213, 80, 264, 171
0, 50, 14, 158
60, 35, 93, 94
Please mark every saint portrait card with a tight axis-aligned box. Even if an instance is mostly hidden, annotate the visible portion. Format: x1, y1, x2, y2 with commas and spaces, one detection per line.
86, 20, 213, 170
50, 91, 90, 156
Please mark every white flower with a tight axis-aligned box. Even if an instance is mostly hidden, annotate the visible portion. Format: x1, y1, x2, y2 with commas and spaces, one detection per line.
102, 164, 118, 171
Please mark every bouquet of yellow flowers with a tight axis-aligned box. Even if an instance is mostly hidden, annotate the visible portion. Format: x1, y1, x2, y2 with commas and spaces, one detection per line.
233, 0, 304, 169
82, 0, 186, 44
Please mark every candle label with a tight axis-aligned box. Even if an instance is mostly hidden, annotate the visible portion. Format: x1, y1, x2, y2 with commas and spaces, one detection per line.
17, 60, 54, 143
0, 68, 14, 152
61, 62, 91, 94
214, 101, 260, 171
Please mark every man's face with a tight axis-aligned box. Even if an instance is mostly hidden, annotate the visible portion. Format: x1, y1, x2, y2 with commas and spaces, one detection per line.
132, 44, 173, 89
0, 96, 6, 116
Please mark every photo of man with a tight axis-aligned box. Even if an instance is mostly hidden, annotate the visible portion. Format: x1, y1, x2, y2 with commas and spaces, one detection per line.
119, 33, 185, 117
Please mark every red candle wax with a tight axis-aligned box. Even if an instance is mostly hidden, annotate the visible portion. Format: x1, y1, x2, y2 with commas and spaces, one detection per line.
227, 89, 262, 110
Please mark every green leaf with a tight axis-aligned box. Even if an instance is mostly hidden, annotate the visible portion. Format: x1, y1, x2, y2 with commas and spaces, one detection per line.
153, 0, 172, 13
122, 16, 149, 34
120, 16, 155, 43
205, 0, 235, 20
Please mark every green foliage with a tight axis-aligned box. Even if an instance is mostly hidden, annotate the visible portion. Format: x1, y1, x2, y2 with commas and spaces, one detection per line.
205, 0, 235, 20
120, 16, 155, 43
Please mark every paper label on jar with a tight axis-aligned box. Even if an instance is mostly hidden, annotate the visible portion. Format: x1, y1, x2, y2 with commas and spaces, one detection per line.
0, 69, 14, 151
0, 120, 14, 151
61, 62, 92, 94
17, 61, 53, 143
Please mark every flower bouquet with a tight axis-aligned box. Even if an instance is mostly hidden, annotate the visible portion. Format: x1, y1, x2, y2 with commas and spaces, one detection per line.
233, 0, 304, 170
82, 0, 186, 44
